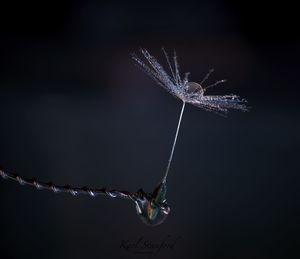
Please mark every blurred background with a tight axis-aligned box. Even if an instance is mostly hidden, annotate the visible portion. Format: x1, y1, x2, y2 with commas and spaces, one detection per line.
0, 0, 299, 258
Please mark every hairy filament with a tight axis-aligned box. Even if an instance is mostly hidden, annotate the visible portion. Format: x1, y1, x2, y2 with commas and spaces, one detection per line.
0, 169, 132, 199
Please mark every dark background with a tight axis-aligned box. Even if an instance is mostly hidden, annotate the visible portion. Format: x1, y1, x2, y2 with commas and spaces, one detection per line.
0, 0, 299, 258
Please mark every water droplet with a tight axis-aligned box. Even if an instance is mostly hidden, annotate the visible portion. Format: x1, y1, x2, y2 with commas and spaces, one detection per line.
0, 171, 7, 179
89, 191, 95, 197
185, 82, 204, 95
107, 192, 117, 198
134, 182, 170, 226
135, 198, 170, 226
35, 182, 42, 190
70, 190, 78, 196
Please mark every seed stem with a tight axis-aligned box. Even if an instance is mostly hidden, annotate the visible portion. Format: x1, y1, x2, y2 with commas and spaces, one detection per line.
162, 101, 186, 183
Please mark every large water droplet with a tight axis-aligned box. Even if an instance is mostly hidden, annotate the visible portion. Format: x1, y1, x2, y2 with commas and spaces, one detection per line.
134, 182, 170, 226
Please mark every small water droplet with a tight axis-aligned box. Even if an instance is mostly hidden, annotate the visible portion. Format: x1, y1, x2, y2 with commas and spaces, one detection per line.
17, 176, 25, 185
0, 171, 6, 179
35, 182, 42, 190
70, 190, 78, 196
107, 192, 117, 198
52, 186, 59, 193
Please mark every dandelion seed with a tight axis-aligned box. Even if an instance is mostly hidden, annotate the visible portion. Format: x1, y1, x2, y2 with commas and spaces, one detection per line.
132, 48, 248, 183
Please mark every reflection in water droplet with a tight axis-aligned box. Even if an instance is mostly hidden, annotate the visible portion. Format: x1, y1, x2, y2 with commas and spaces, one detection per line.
134, 182, 170, 226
